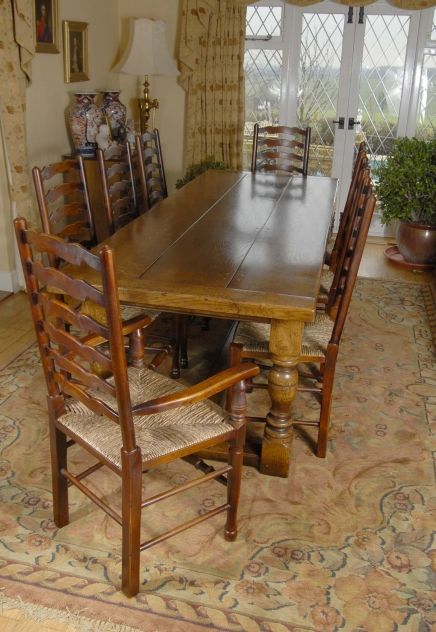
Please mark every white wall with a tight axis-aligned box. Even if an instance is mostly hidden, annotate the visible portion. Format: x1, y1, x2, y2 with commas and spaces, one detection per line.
0, 0, 185, 291
26, 0, 120, 168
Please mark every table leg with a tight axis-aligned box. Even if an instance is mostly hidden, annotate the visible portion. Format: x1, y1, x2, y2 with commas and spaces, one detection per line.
260, 319, 303, 478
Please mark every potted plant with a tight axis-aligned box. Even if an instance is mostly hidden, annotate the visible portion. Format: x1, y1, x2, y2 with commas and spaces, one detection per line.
376, 137, 436, 264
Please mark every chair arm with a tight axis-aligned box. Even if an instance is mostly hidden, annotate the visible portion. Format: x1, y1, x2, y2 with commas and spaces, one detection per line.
81, 314, 152, 347
132, 363, 260, 415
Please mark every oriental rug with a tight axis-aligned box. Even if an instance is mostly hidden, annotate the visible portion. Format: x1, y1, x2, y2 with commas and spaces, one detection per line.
0, 279, 434, 632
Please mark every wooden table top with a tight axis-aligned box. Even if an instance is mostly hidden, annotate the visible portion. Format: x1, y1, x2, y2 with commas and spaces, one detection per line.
87, 171, 337, 323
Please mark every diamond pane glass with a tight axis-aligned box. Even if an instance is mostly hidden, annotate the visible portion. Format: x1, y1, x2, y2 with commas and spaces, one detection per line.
416, 10, 436, 140
358, 15, 410, 170
246, 6, 282, 38
297, 13, 345, 176
244, 48, 283, 167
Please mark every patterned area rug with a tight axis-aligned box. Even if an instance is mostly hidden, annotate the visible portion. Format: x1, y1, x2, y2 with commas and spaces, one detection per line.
0, 279, 434, 632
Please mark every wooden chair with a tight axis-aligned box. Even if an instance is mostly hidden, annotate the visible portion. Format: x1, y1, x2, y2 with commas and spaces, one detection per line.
228, 175, 376, 458
135, 129, 168, 210
251, 123, 311, 176
136, 130, 191, 372
33, 156, 171, 371
318, 146, 370, 305
325, 141, 369, 270
97, 143, 146, 234
13, 217, 259, 597
32, 157, 97, 247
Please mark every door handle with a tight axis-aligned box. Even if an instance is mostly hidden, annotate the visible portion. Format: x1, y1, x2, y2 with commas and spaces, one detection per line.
333, 117, 345, 129
348, 117, 361, 129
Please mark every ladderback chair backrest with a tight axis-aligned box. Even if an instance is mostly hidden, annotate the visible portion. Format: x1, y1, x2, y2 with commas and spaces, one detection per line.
128, 142, 147, 215
97, 143, 140, 235
32, 158, 97, 247
328, 166, 371, 302
251, 123, 311, 176
327, 141, 369, 272
13, 218, 137, 453
327, 180, 376, 343
135, 129, 168, 209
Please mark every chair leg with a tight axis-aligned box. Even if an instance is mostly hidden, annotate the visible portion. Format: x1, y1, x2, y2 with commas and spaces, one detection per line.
129, 329, 145, 368
225, 376, 247, 541
121, 447, 142, 597
47, 399, 69, 528
170, 316, 182, 379
316, 349, 338, 458
226, 343, 244, 410
179, 315, 189, 369
225, 424, 245, 541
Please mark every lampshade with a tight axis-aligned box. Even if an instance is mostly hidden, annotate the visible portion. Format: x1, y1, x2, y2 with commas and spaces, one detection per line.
116, 18, 179, 77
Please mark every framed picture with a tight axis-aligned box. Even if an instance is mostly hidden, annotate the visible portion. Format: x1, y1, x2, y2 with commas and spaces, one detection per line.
63, 21, 89, 83
34, 0, 59, 53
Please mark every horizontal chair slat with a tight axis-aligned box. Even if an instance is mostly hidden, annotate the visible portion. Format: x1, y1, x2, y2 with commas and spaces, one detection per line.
40, 294, 109, 340
32, 262, 105, 306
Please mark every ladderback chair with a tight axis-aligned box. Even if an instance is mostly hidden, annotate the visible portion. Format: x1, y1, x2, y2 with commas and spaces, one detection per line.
135, 129, 168, 210
32, 157, 97, 247
251, 123, 312, 176
14, 217, 259, 597
96, 142, 178, 371
228, 175, 376, 458
136, 129, 191, 373
97, 143, 145, 235
325, 141, 369, 270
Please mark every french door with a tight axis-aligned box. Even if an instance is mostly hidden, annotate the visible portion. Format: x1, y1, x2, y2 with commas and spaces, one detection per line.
245, 1, 435, 234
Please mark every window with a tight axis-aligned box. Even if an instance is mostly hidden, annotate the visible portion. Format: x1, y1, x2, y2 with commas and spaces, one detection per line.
244, 3, 284, 165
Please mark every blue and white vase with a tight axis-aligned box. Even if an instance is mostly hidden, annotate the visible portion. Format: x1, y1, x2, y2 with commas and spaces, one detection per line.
100, 90, 127, 143
68, 92, 104, 157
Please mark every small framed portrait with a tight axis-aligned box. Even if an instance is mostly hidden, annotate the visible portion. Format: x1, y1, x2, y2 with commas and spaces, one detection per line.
63, 21, 89, 83
34, 0, 59, 53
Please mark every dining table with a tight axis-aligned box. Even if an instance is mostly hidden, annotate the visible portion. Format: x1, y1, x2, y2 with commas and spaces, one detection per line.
78, 169, 337, 478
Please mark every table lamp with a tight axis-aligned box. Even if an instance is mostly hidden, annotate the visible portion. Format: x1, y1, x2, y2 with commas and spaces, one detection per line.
116, 18, 179, 133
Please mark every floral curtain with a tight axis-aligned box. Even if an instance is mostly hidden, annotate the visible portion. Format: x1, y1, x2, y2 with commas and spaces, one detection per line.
0, 0, 35, 222
178, 0, 433, 170
179, 1, 249, 169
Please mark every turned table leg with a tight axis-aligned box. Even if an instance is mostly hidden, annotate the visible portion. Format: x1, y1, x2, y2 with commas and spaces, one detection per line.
260, 319, 303, 478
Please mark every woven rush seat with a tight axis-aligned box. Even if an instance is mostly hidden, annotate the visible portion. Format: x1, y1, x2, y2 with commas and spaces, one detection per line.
234, 312, 334, 360
60, 366, 232, 468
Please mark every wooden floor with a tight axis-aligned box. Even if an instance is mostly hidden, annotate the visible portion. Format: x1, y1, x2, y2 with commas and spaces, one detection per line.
0, 240, 433, 631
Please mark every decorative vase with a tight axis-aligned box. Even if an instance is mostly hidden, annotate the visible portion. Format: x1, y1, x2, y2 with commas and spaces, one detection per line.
67, 92, 103, 157
396, 220, 436, 265
100, 90, 127, 143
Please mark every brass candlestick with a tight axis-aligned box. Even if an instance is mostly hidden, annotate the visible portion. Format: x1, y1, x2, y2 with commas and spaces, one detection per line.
138, 76, 159, 134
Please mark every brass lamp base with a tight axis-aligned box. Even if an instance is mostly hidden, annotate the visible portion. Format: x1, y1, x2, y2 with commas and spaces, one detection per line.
138, 75, 159, 134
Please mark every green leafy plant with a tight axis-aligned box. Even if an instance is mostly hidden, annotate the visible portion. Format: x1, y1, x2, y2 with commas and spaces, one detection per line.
175, 158, 228, 189
376, 137, 436, 227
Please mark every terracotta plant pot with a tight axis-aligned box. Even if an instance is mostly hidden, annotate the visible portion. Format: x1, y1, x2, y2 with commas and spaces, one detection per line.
396, 220, 436, 264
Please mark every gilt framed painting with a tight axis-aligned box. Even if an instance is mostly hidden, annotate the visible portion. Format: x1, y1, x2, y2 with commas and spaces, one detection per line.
34, 0, 59, 53
63, 21, 89, 83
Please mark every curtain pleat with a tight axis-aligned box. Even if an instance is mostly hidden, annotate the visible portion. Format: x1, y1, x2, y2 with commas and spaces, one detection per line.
179, 0, 247, 169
